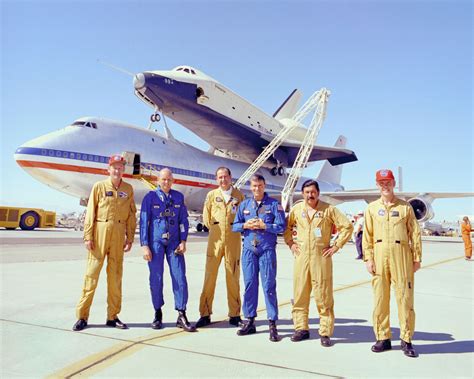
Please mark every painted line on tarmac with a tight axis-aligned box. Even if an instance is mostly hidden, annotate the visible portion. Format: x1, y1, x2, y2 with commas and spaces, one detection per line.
48, 254, 464, 378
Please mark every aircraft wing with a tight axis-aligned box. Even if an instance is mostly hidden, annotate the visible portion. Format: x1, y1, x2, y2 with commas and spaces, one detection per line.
282, 142, 358, 166
319, 191, 474, 205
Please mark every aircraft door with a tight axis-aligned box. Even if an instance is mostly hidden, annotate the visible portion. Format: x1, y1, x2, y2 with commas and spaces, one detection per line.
121, 152, 141, 176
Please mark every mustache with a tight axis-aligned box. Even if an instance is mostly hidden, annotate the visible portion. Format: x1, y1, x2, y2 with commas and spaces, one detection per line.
308, 196, 316, 200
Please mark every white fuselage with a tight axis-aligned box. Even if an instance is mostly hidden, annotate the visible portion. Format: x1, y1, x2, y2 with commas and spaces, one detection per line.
14, 117, 344, 211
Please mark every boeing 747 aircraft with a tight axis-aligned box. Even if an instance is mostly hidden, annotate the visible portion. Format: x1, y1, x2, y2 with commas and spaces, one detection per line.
14, 117, 472, 225
14, 117, 347, 214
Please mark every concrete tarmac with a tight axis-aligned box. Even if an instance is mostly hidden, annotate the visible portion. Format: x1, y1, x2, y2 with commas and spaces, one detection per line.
1, 229, 473, 378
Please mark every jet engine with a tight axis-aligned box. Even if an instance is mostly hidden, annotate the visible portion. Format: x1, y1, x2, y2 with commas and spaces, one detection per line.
408, 195, 434, 222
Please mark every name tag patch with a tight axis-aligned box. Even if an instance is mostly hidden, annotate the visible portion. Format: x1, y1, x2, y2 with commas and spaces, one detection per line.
391, 211, 400, 217
105, 191, 114, 197
243, 210, 250, 215
118, 191, 128, 198
215, 197, 223, 202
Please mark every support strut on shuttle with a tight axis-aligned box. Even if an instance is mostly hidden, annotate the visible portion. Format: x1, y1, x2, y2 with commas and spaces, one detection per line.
234, 88, 331, 210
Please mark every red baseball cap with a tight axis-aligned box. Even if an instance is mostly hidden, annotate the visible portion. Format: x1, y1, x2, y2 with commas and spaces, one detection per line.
376, 169, 395, 182
108, 154, 126, 166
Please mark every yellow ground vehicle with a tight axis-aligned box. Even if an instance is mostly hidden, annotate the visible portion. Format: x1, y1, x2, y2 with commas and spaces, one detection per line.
0, 206, 56, 231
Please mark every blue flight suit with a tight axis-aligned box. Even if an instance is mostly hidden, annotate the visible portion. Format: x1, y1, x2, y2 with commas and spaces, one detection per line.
140, 187, 189, 311
232, 193, 286, 321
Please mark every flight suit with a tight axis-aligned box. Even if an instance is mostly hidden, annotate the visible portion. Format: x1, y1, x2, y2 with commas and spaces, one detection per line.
284, 201, 353, 336
76, 178, 137, 320
232, 194, 286, 320
461, 223, 473, 259
140, 188, 189, 311
363, 198, 422, 343
199, 187, 245, 318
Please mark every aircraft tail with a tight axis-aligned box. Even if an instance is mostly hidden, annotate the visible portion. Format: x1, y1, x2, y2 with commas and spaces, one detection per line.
273, 89, 302, 120
316, 135, 347, 184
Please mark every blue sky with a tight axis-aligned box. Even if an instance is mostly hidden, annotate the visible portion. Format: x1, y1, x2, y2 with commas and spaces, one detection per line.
1, 0, 472, 221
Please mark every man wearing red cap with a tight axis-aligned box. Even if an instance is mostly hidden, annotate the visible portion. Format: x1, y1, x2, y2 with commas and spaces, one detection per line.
363, 169, 422, 358
73, 154, 137, 331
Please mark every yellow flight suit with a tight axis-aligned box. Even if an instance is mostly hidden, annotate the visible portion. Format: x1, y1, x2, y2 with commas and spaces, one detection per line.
363, 198, 421, 342
199, 187, 245, 318
284, 201, 353, 336
76, 178, 137, 320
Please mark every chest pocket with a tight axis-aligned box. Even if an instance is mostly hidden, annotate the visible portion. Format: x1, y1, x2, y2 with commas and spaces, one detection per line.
391, 213, 409, 242
100, 192, 115, 207
262, 207, 275, 223
151, 203, 162, 217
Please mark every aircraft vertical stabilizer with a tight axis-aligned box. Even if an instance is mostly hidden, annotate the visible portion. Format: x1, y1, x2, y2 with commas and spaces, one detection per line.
273, 89, 302, 120
317, 135, 347, 185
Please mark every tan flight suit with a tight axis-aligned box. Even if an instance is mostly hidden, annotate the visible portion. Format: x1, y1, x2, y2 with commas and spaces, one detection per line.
284, 201, 353, 336
461, 223, 473, 259
199, 187, 245, 317
76, 178, 137, 320
363, 198, 421, 342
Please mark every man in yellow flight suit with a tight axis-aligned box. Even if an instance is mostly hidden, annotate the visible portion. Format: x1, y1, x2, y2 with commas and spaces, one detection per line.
363, 169, 422, 358
195, 167, 245, 328
73, 154, 137, 331
284, 179, 353, 346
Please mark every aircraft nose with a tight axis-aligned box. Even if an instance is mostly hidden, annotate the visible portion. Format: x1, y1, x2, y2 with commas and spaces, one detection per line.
133, 73, 146, 90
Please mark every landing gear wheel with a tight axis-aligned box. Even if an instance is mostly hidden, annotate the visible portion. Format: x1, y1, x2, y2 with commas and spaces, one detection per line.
150, 113, 161, 123
196, 223, 203, 232
278, 166, 285, 176
270, 167, 278, 176
203, 226, 209, 233
19, 211, 40, 231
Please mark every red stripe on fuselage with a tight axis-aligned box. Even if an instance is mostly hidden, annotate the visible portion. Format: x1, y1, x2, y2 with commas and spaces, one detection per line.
16, 160, 217, 189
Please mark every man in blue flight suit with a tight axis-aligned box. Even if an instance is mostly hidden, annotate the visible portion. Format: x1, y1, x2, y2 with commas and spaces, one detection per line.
232, 174, 286, 342
140, 168, 195, 332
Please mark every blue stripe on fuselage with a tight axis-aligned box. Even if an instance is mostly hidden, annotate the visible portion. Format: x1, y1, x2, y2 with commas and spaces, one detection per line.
15, 147, 283, 191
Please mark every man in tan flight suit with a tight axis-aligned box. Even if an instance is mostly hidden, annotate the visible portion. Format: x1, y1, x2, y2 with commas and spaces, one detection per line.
196, 167, 245, 328
284, 179, 353, 346
363, 169, 421, 358
73, 154, 137, 331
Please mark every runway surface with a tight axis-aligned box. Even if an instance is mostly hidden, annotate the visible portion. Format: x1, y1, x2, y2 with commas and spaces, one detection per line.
1, 229, 472, 378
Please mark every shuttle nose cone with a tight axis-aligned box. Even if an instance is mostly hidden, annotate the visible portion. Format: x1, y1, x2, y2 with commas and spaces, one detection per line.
134, 73, 146, 90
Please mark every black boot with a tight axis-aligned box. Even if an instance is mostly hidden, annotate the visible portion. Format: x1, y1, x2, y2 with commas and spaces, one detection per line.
151, 308, 162, 329
269, 320, 280, 342
195, 315, 211, 328
237, 317, 256, 336
176, 310, 196, 332
371, 339, 392, 353
401, 340, 418, 358
229, 316, 242, 327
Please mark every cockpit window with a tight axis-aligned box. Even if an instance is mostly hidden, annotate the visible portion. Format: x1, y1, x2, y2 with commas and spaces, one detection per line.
174, 66, 197, 75
71, 121, 97, 129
